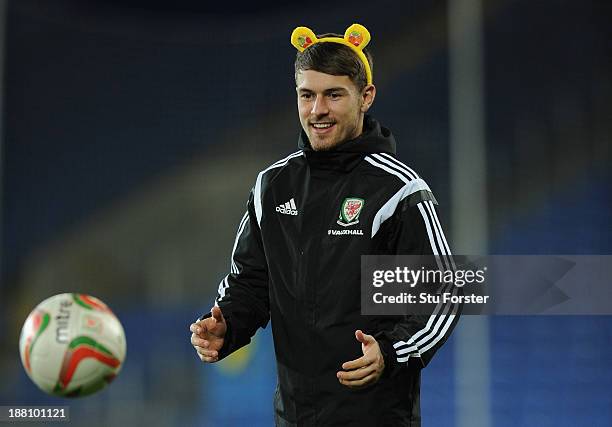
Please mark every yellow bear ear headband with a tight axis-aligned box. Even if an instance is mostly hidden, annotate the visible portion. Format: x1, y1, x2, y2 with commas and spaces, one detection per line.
290, 23, 373, 85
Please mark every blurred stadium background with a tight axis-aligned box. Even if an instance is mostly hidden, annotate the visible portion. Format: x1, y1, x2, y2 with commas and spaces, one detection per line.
1, 0, 611, 426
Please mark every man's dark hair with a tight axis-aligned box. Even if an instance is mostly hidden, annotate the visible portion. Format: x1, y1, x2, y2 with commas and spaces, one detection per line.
294, 32, 374, 92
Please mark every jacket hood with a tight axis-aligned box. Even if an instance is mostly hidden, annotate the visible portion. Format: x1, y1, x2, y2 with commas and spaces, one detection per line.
298, 115, 396, 155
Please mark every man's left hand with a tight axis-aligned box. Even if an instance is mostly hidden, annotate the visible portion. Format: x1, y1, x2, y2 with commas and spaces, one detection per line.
337, 330, 385, 388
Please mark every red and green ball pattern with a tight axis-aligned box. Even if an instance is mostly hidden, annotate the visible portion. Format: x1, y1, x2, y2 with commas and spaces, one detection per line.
72, 293, 111, 312
53, 336, 121, 396
22, 310, 51, 374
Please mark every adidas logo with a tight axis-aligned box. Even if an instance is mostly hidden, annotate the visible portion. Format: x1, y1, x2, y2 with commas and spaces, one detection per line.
276, 198, 298, 216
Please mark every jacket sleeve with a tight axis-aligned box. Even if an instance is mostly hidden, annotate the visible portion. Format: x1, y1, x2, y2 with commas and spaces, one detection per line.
199, 190, 270, 360
374, 196, 461, 376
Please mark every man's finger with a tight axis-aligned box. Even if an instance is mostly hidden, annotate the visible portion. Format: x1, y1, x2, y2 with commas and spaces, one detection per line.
198, 353, 219, 363
339, 371, 378, 388
211, 306, 224, 322
355, 329, 374, 344
190, 321, 207, 336
337, 364, 375, 381
190, 333, 200, 346
194, 345, 218, 358
341, 354, 372, 371
191, 334, 211, 348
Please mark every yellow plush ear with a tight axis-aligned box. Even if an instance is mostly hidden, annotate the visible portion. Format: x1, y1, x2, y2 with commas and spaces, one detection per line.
291, 27, 318, 52
344, 23, 371, 50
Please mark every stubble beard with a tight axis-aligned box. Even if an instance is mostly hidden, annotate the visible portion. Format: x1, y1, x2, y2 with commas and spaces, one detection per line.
307, 118, 362, 152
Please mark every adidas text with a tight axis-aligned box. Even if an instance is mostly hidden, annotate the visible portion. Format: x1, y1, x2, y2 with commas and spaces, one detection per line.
276, 206, 298, 216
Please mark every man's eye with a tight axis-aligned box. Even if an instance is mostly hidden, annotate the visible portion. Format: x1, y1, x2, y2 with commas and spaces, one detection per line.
301, 93, 312, 100
330, 93, 341, 99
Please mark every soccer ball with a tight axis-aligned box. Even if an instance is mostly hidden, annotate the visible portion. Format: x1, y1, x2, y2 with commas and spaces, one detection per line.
19, 293, 127, 397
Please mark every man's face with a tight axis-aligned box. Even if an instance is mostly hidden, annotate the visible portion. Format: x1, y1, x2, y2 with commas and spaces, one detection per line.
296, 70, 375, 151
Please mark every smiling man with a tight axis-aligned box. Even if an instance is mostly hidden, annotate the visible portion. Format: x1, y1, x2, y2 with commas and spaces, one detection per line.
190, 24, 459, 426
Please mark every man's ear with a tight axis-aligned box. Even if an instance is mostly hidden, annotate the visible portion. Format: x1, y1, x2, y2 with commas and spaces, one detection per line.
361, 84, 376, 113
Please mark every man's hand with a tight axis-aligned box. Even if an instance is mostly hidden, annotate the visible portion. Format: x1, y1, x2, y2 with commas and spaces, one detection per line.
337, 330, 385, 388
190, 306, 227, 363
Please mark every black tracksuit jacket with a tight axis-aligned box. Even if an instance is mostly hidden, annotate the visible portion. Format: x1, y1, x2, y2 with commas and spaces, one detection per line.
204, 116, 459, 426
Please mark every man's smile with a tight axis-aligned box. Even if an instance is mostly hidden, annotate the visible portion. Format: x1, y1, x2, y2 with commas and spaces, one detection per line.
310, 122, 336, 134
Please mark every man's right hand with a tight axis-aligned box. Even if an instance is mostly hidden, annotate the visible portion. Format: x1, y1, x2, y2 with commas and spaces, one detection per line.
190, 306, 227, 363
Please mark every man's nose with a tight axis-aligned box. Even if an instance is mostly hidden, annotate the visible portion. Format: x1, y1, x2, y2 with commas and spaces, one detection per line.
311, 95, 329, 116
